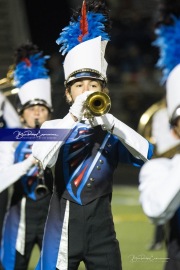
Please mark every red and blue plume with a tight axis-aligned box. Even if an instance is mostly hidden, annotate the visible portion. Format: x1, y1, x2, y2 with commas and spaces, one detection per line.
56, 0, 110, 56
78, 0, 89, 43
14, 43, 50, 88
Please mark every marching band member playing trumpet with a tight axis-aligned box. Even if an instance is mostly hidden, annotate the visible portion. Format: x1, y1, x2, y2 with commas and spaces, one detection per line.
0, 43, 53, 270
32, 1, 153, 269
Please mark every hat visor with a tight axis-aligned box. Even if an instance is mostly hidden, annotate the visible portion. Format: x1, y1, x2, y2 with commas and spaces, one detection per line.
18, 99, 53, 114
65, 71, 107, 86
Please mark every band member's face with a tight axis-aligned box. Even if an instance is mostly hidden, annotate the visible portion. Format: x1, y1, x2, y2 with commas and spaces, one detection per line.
66, 79, 102, 103
21, 105, 49, 128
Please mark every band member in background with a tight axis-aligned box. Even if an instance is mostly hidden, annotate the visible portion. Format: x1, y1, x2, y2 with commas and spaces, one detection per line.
0, 43, 53, 270
138, 98, 180, 251
0, 91, 21, 254
147, 103, 177, 251
139, 1, 180, 269
32, 1, 153, 269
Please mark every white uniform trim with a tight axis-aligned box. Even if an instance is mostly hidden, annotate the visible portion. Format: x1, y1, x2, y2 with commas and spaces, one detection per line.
16, 197, 26, 255
112, 116, 149, 161
32, 113, 150, 172
56, 200, 70, 270
32, 113, 76, 169
0, 141, 35, 193
92, 114, 150, 161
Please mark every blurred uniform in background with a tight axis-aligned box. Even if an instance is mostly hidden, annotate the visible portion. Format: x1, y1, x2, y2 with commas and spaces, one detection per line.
0, 89, 21, 250
138, 98, 179, 251
0, 43, 53, 270
149, 103, 179, 251
139, 1, 180, 269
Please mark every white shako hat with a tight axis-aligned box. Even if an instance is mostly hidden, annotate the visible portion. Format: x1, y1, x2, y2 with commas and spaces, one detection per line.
63, 36, 108, 86
56, 0, 111, 86
14, 43, 52, 114
18, 78, 52, 113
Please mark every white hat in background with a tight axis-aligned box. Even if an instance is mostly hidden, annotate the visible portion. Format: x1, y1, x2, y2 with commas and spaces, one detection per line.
166, 64, 180, 124
14, 43, 52, 114
154, 13, 180, 124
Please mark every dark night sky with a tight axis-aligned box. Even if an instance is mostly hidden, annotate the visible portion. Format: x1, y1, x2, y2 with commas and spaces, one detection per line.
24, 1, 73, 118
24, 0, 71, 54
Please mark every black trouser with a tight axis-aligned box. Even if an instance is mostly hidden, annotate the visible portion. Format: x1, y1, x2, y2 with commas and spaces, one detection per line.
14, 194, 51, 270
0, 189, 8, 242
164, 239, 180, 270
154, 224, 165, 243
64, 195, 122, 270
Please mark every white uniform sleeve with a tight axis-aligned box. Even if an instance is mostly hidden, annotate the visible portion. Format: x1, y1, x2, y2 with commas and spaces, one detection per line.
32, 113, 76, 169
93, 114, 151, 161
0, 142, 35, 192
0, 92, 21, 128
112, 116, 151, 161
139, 154, 180, 224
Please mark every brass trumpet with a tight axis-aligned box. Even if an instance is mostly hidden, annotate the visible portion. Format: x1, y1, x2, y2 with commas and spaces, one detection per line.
84, 91, 111, 118
0, 65, 19, 96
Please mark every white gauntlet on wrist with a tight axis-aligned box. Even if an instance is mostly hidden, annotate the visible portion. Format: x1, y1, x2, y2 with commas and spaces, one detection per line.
69, 91, 94, 121
92, 114, 115, 132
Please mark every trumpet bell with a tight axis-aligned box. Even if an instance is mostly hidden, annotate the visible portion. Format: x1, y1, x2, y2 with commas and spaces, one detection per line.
35, 184, 49, 196
85, 92, 111, 116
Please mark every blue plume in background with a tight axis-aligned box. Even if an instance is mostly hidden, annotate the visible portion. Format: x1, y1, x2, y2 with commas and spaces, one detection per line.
153, 16, 180, 84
